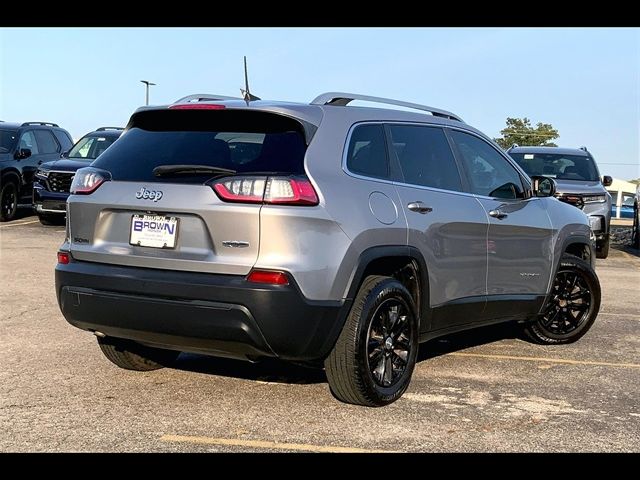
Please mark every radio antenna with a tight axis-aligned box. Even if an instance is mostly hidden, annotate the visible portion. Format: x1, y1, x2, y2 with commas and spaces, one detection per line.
241, 56, 261, 102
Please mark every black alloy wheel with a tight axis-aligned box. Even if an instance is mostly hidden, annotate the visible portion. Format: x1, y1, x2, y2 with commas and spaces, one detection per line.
366, 299, 413, 388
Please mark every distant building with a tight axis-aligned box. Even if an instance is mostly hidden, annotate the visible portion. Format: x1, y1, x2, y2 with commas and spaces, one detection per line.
607, 178, 638, 219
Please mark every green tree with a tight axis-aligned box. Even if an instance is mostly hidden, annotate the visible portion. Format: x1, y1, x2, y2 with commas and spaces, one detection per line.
494, 117, 559, 150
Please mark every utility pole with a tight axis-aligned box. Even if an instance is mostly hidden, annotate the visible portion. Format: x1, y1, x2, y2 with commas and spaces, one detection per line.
140, 80, 156, 106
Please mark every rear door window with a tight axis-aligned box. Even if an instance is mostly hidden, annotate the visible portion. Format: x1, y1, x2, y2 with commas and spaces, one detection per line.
389, 124, 463, 192
92, 110, 307, 183
34, 130, 60, 154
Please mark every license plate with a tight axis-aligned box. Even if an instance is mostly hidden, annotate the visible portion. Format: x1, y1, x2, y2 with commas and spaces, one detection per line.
130, 214, 179, 249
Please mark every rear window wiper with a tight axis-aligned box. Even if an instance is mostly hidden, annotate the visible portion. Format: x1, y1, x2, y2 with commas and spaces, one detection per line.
153, 164, 236, 177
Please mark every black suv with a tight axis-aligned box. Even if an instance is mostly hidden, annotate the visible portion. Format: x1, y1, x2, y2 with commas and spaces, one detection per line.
0, 121, 73, 221
33, 127, 123, 225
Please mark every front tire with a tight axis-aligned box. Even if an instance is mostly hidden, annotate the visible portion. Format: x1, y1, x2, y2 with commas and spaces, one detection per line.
524, 254, 601, 344
0, 181, 18, 222
596, 235, 610, 259
324, 275, 419, 407
97, 337, 180, 371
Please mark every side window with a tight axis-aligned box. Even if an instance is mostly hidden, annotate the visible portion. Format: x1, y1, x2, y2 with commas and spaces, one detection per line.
346, 124, 389, 179
389, 125, 462, 192
450, 130, 524, 199
78, 138, 97, 158
18, 131, 39, 155
34, 130, 60, 154
53, 130, 74, 151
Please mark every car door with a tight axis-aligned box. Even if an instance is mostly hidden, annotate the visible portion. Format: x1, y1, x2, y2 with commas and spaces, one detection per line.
449, 129, 554, 319
16, 130, 42, 190
388, 124, 489, 332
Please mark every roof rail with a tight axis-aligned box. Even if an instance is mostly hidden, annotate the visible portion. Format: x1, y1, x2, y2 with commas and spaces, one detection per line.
310, 92, 463, 122
96, 127, 124, 131
21, 121, 59, 127
173, 94, 243, 104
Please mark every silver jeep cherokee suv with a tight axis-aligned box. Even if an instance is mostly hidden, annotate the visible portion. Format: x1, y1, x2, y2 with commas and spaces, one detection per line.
56, 92, 601, 406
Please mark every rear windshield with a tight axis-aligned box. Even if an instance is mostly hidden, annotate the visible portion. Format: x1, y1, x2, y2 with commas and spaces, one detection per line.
509, 152, 600, 182
92, 110, 307, 183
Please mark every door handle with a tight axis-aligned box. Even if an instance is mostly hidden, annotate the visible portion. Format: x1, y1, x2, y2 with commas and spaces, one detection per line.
37, 160, 43, 165
407, 202, 433, 214
489, 209, 508, 219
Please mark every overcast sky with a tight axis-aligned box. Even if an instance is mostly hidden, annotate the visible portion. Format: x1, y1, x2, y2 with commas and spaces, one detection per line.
1, 27, 638, 180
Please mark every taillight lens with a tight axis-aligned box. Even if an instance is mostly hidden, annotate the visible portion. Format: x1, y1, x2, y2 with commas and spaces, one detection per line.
247, 269, 290, 285
70, 167, 111, 195
211, 176, 318, 206
57, 251, 70, 264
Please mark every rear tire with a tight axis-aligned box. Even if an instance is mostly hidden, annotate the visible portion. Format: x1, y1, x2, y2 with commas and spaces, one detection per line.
0, 181, 18, 222
596, 235, 609, 259
324, 275, 419, 407
38, 214, 65, 226
97, 337, 180, 371
524, 254, 600, 345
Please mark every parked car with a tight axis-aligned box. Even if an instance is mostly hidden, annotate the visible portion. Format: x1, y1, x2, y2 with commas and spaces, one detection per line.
0, 121, 73, 221
55, 92, 601, 406
508, 146, 613, 259
610, 193, 636, 219
33, 127, 123, 225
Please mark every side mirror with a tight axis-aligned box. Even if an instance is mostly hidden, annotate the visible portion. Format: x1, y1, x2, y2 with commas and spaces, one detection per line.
602, 175, 613, 187
61, 150, 69, 158
15, 148, 32, 160
531, 175, 556, 197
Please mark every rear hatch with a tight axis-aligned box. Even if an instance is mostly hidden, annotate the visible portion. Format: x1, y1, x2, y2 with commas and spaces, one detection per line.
67, 108, 309, 275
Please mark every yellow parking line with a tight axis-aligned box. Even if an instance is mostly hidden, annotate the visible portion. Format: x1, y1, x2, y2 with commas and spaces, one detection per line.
0, 220, 39, 228
447, 352, 640, 368
160, 434, 396, 453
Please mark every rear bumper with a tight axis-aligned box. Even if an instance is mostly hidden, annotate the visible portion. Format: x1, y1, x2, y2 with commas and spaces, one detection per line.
55, 259, 348, 362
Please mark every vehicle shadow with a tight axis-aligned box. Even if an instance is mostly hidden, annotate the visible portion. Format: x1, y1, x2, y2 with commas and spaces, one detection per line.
172, 322, 524, 385
173, 353, 327, 385
12, 207, 36, 221
417, 322, 523, 362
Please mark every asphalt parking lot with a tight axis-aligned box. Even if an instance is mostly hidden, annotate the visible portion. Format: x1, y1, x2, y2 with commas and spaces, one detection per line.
1, 212, 639, 452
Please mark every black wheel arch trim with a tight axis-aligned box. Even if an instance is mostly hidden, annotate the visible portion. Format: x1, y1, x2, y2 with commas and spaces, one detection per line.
1, 168, 22, 187
343, 245, 431, 332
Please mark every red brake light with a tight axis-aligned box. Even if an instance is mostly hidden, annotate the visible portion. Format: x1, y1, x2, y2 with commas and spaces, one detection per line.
57, 251, 70, 264
70, 167, 110, 195
211, 176, 318, 206
169, 104, 226, 110
265, 178, 318, 205
213, 177, 265, 203
247, 270, 289, 285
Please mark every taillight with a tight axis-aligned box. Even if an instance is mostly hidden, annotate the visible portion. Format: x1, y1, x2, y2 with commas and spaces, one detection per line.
247, 269, 289, 285
211, 176, 318, 206
169, 104, 226, 110
70, 167, 111, 195
57, 251, 70, 264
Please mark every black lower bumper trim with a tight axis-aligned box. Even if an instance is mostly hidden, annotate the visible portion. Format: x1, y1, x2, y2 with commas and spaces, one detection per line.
56, 260, 348, 362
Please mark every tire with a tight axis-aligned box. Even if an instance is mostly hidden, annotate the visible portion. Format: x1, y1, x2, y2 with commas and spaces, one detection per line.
596, 235, 610, 259
324, 275, 419, 407
0, 181, 18, 222
524, 254, 601, 345
38, 214, 65, 226
97, 337, 180, 371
